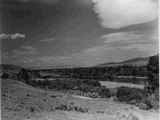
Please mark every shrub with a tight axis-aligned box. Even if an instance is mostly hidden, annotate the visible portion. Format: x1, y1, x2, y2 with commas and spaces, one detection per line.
82, 79, 101, 87
116, 87, 159, 110
79, 84, 93, 92
143, 88, 159, 109
29, 107, 35, 112
86, 92, 99, 98
116, 87, 145, 104
146, 55, 159, 93
55, 103, 88, 113
1, 73, 9, 79
97, 86, 111, 98
17, 68, 30, 83
109, 88, 117, 97
44, 79, 101, 92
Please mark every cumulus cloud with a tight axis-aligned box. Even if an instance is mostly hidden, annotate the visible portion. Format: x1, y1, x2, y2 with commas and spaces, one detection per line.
0, 33, 26, 40
92, 0, 158, 28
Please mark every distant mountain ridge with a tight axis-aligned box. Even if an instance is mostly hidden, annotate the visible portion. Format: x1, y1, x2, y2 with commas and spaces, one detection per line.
0, 64, 23, 70
0, 55, 157, 70
29, 64, 83, 70
0, 64, 26, 75
96, 57, 150, 67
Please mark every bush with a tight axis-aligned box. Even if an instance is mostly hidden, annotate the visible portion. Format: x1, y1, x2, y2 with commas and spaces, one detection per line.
82, 79, 101, 87
97, 86, 111, 98
55, 103, 88, 113
27, 78, 111, 98
79, 84, 92, 92
29, 107, 35, 112
1, 73, 9, 79
116, 87, 159, 110
116, 87, 145, 104
17, 68, 30, 83
143, 88, 159, 109
146, 55, 159, 93
42, 79, 101, 92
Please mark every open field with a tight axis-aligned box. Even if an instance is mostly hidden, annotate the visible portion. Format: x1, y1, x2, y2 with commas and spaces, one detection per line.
100, 81, 144, 89
2, 79, 159, 120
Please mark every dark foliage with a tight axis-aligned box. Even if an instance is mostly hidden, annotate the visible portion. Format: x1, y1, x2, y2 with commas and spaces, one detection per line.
97, 86, 111, 98
26, 78, 110, 98
1, 73, 9, 79
17, 68, 30, 83
116, 87, 145, 103
146, 55, 159, 93
35, 65, 147, 84
55, 103, 88, 113
116, 86, 159, 110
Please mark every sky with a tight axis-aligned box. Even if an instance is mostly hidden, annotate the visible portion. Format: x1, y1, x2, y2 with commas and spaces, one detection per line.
0, 0, 159, 68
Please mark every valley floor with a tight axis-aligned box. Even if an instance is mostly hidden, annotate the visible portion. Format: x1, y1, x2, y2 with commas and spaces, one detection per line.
2, 79, 159, 120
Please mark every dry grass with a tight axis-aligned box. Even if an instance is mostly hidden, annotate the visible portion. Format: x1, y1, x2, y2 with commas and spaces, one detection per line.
100, 81, 144, 89
2, 79, 159, 120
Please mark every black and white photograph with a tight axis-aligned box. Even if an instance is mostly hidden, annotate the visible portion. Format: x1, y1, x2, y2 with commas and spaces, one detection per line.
0, 0, 159, 120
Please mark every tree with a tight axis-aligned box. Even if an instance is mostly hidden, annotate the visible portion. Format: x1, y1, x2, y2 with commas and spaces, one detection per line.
146, 55, 159, 93
1, 73, 9, 79
17, 68, 30, 83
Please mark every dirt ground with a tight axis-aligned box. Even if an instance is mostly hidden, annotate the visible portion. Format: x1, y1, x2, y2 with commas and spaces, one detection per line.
2, 79, 159, 120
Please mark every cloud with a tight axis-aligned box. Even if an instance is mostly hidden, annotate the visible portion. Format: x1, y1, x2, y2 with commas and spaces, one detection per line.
11, 33, 26, 39
32, 55, 81, 67
25, 31, 157, 67
18, 0, 92, 5
21, 45, 35, 51
37, 56, 73, 64
89, 31, 158, 53
0, 33, 26, 40
102, 31, 157, 44
12, 45, 37, 56
69, 31, 158, 66
92, 0, 158, 28
39, 38, 55, 42
5, 0, 60, 4
102, 32, 143, 43
35, 0, 60, 4
122, 43, 157, 53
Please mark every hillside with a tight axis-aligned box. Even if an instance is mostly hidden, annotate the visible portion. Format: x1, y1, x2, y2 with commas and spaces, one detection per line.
0, 56, 152, 71
2, 79, 159, 120
0, 64, 24, 73
1, 54, 159, 120
97, 57, 149, 67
